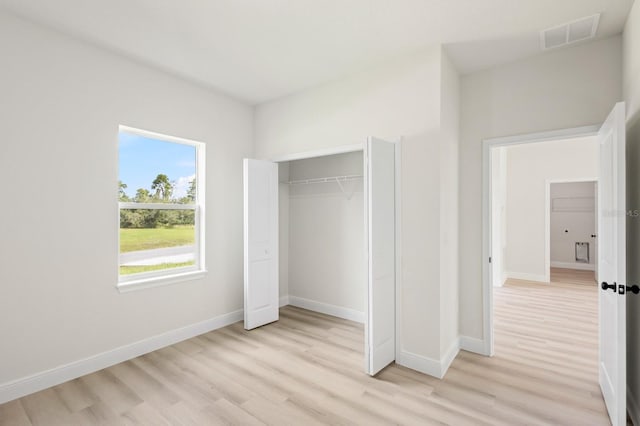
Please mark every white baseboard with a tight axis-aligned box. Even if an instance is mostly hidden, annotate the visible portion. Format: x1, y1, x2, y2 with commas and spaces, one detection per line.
505, 271, 548, 283
629, 386, 639, 426
279, 295, 290, 307
397, 338, 460, 380
397, 350, 444, 379
287, 296, 364, 323
440, 338, 460, 377
459, 335, 488, 356
0, 309, 243, 404
550, 261, 595, 271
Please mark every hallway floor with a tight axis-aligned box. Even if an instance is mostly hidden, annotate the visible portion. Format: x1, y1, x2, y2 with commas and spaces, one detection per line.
496, 267, 610, 424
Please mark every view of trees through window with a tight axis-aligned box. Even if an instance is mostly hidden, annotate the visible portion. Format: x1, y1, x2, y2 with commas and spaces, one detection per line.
118, 129, 200, 278
118, 176, 196, 228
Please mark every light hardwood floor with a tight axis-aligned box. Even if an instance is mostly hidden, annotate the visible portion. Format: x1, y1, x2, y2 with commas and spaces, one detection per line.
1, 268, 613, 425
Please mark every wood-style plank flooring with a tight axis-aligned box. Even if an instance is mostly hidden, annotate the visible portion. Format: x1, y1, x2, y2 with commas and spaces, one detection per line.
1, 268, 611, 425
494, 268, 609, 425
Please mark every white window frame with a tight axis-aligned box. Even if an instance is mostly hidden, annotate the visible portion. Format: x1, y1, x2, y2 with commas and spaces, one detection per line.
117, 125, 206, 292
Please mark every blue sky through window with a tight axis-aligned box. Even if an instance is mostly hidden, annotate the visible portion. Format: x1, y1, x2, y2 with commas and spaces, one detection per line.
118, 131, 196, 200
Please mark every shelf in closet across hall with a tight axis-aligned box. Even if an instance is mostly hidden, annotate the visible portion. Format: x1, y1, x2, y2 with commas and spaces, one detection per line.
284, 174, 363, 200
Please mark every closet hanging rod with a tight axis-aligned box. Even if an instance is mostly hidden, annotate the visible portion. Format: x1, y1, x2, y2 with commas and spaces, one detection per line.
286, 174, 363, 185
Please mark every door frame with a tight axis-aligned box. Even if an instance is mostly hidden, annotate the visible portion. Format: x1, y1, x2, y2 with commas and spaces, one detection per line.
270, 140, 403, 364
545, 178, 598, 279
481, 125, 599, 356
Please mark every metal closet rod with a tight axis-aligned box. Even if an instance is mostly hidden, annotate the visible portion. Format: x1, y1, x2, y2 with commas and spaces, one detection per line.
284, 174, 363, 200
285, 174, 363, 185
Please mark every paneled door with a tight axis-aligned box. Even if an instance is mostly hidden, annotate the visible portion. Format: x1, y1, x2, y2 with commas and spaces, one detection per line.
243, 159, 279, 330
365, 137, 396, 375
597, 102, 626, 426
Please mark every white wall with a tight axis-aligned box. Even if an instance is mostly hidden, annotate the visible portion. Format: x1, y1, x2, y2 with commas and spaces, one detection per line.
550, 181, 597, 269
0, 12, 253, 389
623, 2, 640, 420
286, 152, 364, 315
255, 48, 441, 159
504, 138, 598, 281
256, 46, 460, 375
438, 52, 460, 359
624, 1, 640, 124
460, 36, 622, 341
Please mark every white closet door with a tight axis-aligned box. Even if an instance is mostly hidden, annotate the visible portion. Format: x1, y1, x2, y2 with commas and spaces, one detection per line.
365, 137, 396, 375
597, 102, 626, 426
243, 159, 279, 330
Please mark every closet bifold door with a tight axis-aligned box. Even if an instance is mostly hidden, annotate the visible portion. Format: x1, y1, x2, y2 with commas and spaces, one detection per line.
365, 137, 396, 376
243, 159, 279, 330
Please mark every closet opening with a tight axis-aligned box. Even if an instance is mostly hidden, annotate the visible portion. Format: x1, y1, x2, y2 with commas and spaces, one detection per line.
243, 138, 397, 376
278, 151, 366, 325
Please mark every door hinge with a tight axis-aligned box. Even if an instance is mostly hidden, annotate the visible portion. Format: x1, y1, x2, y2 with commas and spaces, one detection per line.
489, 257, 492, 264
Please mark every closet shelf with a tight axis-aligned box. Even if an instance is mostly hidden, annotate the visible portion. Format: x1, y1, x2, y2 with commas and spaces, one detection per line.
285, 174, 363, 200
285, 174, 362, 186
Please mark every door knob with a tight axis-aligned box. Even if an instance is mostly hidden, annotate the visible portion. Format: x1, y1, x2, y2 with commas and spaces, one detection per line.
601, 281, 616, 292
627, 285, 640, 295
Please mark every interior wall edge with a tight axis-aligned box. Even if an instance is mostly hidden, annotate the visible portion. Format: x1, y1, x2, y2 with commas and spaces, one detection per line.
0, 309, 243, 405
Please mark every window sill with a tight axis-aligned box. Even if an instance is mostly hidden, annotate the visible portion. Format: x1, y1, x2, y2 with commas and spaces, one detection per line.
117, 269, 207, 293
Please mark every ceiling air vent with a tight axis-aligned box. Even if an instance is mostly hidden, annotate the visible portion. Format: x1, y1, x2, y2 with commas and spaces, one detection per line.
541, 13, 600, 50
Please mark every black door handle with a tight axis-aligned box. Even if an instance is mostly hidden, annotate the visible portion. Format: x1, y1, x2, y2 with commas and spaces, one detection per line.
627, 285, 640, 295
601, 281, 616, 292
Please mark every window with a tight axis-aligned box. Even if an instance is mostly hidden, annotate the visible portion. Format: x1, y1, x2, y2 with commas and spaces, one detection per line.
118, 126, 205, 290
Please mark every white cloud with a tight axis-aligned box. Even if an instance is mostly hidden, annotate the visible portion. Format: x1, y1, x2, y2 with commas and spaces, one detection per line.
173, 174, 195, 199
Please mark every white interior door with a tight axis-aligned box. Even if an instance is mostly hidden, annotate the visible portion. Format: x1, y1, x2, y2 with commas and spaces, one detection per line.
244, 159, 279, 330
597, 102, 626, 426
365, 137, 396, 375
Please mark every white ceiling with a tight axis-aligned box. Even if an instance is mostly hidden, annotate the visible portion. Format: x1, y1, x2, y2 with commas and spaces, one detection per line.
0, 0, 633, 104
